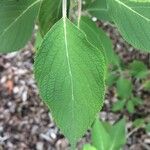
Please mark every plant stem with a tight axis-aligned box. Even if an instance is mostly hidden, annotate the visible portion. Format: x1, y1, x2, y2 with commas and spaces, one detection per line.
63, 0, 67, 18
77, 0, 82, 27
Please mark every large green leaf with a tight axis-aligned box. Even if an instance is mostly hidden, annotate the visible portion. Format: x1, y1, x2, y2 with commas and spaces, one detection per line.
39, 0, 62, 36
34, 18, 106, 146
108, 0, 150, 52
0, 0, 41, 53
92, 118, 111, 150
87, 0, 112, 21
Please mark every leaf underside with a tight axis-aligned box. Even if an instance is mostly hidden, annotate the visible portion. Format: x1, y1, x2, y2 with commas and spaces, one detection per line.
34, 18, 106, 145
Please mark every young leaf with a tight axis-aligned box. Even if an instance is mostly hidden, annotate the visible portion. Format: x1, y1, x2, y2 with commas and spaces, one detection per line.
143, 80, 150, 91
39, 0, 62, 36
129, 60, 149, 79
0, 0, 41, 53
146, 122, 150, 133
109, 118, 126, 150
127, 100, 135, 113
132, 97, 143, 106
87, 0, 112, 21
34, 18, 106, 146
133, 118, 145, 128
108, 0, 150, 52
92, 118, 111, 150
116, 77, 133, 99
106, 71, 118, 86
83, 144, 97, 150
112, 100, 126, 112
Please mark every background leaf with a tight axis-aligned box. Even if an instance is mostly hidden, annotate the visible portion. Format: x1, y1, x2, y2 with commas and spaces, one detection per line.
127, 100, 135, 113
92, 118, 111, 150
35, 18, 106, 146
0, 0, 41, 52
79, 16, 118, 67
116, 77, 133, 99
112, 100, 126, 112
109, 118, 126, 150
39, 0, 62, 36
87, 0, 112, 21
108, 0, 150, 52
129, 60, 149, 79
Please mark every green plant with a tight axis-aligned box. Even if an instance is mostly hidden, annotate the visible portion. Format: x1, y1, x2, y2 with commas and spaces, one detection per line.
1, 0, 150, 148
83, 118, 126, 150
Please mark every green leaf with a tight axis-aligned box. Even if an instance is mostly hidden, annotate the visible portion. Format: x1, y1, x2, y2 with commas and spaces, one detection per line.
0, 0, 41, 53
34, 18, 106, 146
79, 16, 118, 66
112, 100, 126, 112
116, 77, 133, 99
101, 121, 112, 133
35, 31, 43, 50
92, 118, 111, 150
129, 60, 149, 79
87, 0, 112, 21
109, 118, 126, 150
106, 71, 118, 86
108, 0, 150, 52
127, 100, 135, 113
133, 118, 145, 128
132, 97, 143, 106
143, 80, 150, 91
146, 122, 150, 133
83, 144, 97, 150
39, 0, 62, 36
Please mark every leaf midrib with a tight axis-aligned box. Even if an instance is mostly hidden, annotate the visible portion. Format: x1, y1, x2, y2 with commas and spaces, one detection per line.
115, 0, 150, 21
0, 0, 41, 38
63, 18, 75, 127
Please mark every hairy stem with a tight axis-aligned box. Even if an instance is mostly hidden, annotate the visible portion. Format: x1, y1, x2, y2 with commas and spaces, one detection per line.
77, 0, 82, 27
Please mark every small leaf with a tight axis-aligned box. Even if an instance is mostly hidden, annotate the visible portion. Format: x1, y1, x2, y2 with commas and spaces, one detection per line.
143, 80, 150, 91
83, 144, 97, 150
39, 0, 62, 36
146, 122, 150, 133
35, 18, 106, 146
132, 97, 143, 106
0, 0, 41, 52
112, 100, 126, 112
116, 77, 133, 99
127, 100, 135, 113
92, 118, 111, 150
129, 60, 149, 79
108, 0, 150, 52
87, 0, 112, 21
106, 71, 118, 86
133, 118, 145, 128
109, 118, 126, 150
